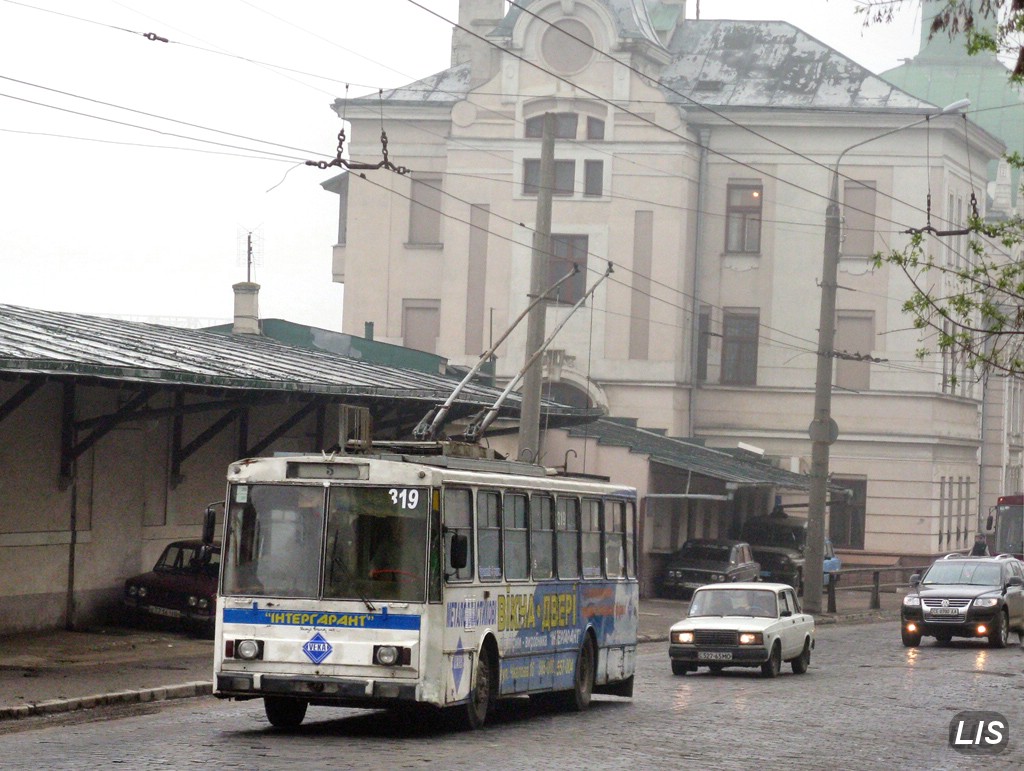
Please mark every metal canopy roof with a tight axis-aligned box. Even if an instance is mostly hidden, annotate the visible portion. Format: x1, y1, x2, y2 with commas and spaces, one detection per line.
0, 304, 596, 435
567, 418, 813, 490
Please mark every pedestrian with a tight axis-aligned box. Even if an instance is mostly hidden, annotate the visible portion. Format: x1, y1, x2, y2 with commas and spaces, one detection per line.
970, 533, 990, 556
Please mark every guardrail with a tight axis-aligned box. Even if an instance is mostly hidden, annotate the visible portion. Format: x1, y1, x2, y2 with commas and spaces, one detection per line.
824, 565, 929, 613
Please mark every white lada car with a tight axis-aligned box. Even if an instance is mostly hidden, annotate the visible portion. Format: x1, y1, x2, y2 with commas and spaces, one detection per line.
668, 583, 815, 677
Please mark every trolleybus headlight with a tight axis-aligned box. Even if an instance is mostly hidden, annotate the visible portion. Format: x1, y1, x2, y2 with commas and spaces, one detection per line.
373, 645, 411, 666
235, 639, 264, 660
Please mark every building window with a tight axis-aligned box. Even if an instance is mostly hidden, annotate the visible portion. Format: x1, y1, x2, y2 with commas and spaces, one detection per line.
408, 176, 442, 245
402, 299, 440, 354
830, 478, 866, 550
843, 181, 877, 258
721, 309, 759, 385
725, 183, 762, 253
587, 117, 605, 140
584, 160, 603, 196
548, 234, 588, 304
525, 112, 579, 139
523, 159, 575, 196
835, 311, 874, 391
696, 307, 711, 382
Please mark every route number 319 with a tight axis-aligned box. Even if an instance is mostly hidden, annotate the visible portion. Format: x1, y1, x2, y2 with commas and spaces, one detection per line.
389, 488, 420, 509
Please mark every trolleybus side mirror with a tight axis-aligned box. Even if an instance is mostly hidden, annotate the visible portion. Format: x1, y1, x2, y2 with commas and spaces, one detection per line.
202, 501, 222, 545
986, 513, 994, 531
450, 534, 468, 570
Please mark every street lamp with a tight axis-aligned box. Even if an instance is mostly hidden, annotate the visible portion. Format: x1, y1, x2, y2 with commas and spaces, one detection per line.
803, 98, 971, 614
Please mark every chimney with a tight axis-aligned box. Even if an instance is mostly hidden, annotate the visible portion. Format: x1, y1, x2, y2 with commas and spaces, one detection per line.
232, 281, 261, 335
452, 0, 505, 87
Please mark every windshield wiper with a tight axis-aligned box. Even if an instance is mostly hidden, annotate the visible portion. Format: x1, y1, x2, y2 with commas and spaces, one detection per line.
328, 534, 375, 612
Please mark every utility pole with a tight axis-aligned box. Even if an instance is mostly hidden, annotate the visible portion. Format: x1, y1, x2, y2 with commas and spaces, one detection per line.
518, 112, 555, 462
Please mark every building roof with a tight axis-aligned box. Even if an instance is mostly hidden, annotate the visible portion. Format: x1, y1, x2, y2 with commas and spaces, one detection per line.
567, 418, 813, 489
0, 304, 594, 432
354, 15, 932, 113
661, 20, 933, 111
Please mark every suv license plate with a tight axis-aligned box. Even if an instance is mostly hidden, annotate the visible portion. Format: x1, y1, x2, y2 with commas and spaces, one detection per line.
698, 651, 733, 662
929, 608, 960, 616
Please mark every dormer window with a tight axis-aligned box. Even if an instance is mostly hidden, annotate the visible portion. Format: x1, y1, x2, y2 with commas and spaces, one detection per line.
524, 113, 604, 141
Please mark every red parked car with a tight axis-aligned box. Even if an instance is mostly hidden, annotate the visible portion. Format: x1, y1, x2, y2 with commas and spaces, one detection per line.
123, 539, 220, 636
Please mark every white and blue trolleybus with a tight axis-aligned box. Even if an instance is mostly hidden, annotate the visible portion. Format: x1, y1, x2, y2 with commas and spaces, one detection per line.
212, 444, 638, 729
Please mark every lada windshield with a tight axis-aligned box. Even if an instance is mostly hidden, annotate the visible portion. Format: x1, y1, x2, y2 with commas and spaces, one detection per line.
221, 483, 429, 602
689, 588, 778, 618
922, 561, 1001, 586
676, 543, 730, 562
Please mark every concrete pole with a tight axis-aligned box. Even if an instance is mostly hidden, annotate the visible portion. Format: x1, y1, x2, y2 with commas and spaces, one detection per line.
804, 169, 841, 614
518, 113, 555, 462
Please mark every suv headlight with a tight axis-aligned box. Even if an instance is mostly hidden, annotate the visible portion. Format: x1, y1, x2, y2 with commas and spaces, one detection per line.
902, 595, 921, 607
973, 598, 999, 608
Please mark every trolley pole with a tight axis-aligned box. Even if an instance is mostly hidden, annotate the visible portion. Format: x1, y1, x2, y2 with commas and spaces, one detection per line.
518, 113, 555, 462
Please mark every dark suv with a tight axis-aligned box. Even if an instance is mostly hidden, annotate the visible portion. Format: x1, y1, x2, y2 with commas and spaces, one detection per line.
659, 539, 760, 598
901, 554, 1024, 648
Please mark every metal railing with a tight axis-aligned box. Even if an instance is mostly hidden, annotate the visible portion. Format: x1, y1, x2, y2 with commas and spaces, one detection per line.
823, 565, 929, 613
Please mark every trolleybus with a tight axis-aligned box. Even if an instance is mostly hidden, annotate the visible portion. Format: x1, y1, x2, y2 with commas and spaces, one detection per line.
212, 444, 638, 729
990, 494, 1024, 558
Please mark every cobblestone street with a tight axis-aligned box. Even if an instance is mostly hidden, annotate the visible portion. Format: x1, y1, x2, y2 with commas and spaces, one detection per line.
2, 620, 1021, 770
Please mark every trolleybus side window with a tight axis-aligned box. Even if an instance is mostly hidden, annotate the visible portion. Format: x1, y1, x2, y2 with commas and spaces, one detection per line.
531, 494, 555, 580
442, 487, 474, 582
581, 497, 602, 578
604, 499, 625, 578
557, 496, 580, 579
505, 492, 529, 580
625, 501, 636, 578
478, 490, 502, 580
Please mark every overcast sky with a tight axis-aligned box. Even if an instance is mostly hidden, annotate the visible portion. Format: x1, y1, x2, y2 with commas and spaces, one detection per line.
0, 0, 924, 332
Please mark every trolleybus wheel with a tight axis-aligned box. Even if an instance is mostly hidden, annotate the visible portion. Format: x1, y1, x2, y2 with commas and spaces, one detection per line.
465, 648, 494, 730
562, 636, 595, 711
264, 696, 308, 729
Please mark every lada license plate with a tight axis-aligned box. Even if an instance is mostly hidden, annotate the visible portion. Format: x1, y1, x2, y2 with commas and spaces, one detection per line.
928, 608, 960, 616
683, 582, 702, 589
149, 606, 183, 618
698, 651, 733, 662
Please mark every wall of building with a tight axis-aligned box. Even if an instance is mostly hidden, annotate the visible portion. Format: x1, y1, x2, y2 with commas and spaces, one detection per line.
0, 378, 330, 634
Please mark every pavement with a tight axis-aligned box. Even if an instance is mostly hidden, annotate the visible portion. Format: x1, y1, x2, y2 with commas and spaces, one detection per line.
0, 587, 901, 721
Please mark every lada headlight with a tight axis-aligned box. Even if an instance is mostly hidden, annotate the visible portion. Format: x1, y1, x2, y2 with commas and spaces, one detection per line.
739, 632, 764, 645
712, 574, 724, 582
902, 595, 921, 607
973, 598, 999, 608
137, 587, 147, 598
188, 595, 198, 607
673, 631, 694, 644
127, 585, 138, 597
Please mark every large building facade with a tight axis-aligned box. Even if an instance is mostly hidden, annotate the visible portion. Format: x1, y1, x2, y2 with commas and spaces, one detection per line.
327, 0, 1004, 561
